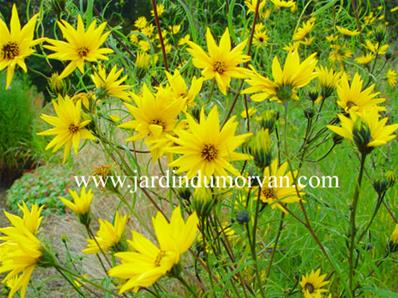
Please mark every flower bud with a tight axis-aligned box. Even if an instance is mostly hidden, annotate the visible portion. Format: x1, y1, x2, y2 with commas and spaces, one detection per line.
276, 85, 293, 102
178, 187, 192, 201
388, 224, 398, 253
48, 72, 65, 95
353, 119, 372, 154
236, 210, 249, 224
191, 188, 215, 218
304, 108, 315, 119
244, 129, 272, 169
308, 91, 319, 102
259, 109, 278, 133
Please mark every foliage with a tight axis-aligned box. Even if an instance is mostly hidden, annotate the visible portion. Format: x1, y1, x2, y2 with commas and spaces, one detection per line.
6, 165, 75, 215
0, 73, 45, 186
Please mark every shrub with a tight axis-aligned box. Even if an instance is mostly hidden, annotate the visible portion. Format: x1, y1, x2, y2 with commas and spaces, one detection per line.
6, 165, 75, 215
0, 73, 45, 186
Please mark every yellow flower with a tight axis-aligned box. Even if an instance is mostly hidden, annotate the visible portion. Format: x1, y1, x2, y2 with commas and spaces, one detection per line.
134, 16, 147, 29
300, 269, 329, 298
336, 25, 360, 36
38, 95, 95, 161
151, 4, 165, 17
241, 107, 257, 118
271, 0, 296, 9
72, 92, 95, 109
245, 0, 266, 14
0, 4, 41, 89
317, 66, 341, 90
327, 110, 398, 149
178, 34, 191, 45
187, 28, 250, 95
391, 6, 398, 13
45, 15, 112, 79
364, 12, 376, 25
260, 159, 304, 212
355, 53, 375, 65
364, 40, 389, 55
0, 204, 43, 298
336, 73, 385, 113
138, 40, 151, 52
165, 69, 203, 107
141, 24, 155, 37
135, 51, 151, 69
328, 44, 352, 63
316, 66, 342, 99
60, 187, 94, 216
129, 32, 139, 44
169, 106, 252, 178
245, 128, 272, 169
168, 24, 181, 35
283, 41, 300, 52
386, 69, 397, 87
253, 30, 269, 48
243, 51, 318, 102
108, 206, 198, 294
300, 36, 314, 46
326, 34, 338, 42
48, 72, 65, 94
91, 65, 131, 101
391, 225, 398, 244
83, 212, 128, 254
119, 84, 184, 160
293, 17, 316, 41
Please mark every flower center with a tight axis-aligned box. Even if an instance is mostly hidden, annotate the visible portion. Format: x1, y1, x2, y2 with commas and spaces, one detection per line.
346, 101, 357, 109
151, 119, 166, 128
77, 47, 90, 58
262, 187, 275, 199
201, 144, 218, 161
2, 42, 19, 60
304, 282, 315, 293
213, 61, 225, 74
68, 124, 80, 134
259, 37, 264, 42
154, 250, 166, 266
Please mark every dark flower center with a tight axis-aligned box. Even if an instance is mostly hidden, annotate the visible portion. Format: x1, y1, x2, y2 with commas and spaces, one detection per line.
154, 250, 166, 266
151, 119, 166, 129
346, 101, 357, 109
77, 47, 90, 58
201, 144, 218, 161
2, 42, 19, 60
213, 61, 225, 74
262, 187, 275, 199
68, 124, 80, 134
259, 37, 264, 42
304, 282, 315, 293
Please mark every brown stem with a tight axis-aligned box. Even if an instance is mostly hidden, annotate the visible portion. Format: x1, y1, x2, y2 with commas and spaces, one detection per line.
151, 0, 169, 71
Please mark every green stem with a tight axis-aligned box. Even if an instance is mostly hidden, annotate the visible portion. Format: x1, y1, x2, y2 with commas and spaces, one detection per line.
357, 192, 385, 244
348, 153, 367, 297
222, 0, 260, 125
263, 212, 285, 286
175, 275, 198, 298
283, 103, 335, 269
247, 188, 266, 298
151, 0, 169, 71
55, 266, 85, 297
